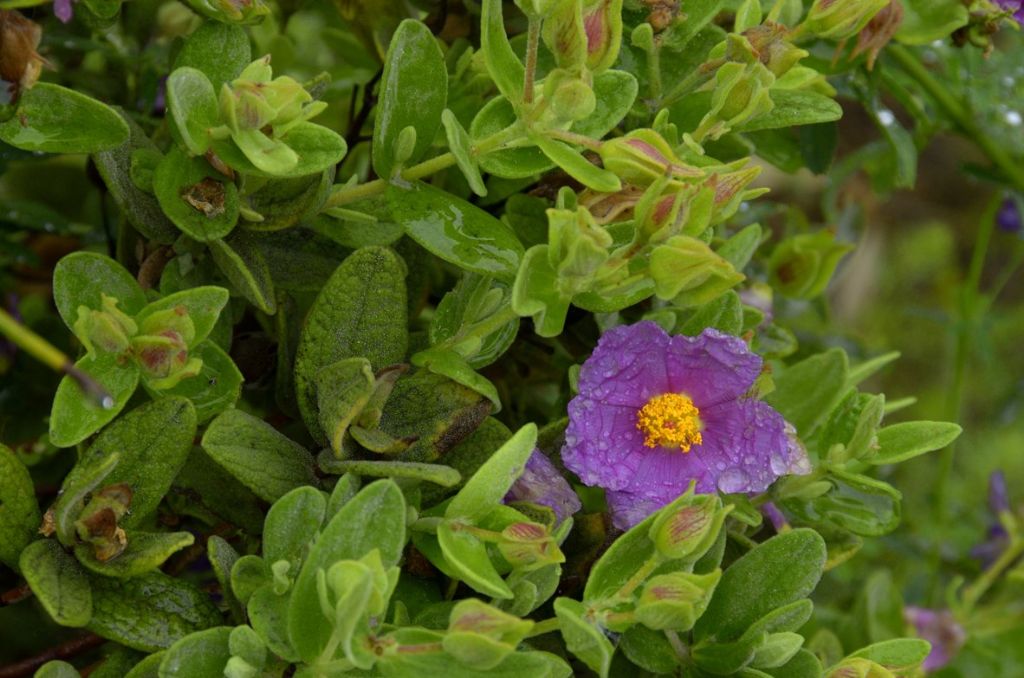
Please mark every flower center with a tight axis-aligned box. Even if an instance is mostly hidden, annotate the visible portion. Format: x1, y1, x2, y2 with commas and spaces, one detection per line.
636, 393, 703, 451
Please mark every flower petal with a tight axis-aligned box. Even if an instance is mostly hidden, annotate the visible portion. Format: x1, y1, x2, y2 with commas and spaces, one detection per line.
666, 329, 762, 408
563, 399, 646, 491
504, 450, 582, 522
698, 398, 792, 495
577, 321, 671, 408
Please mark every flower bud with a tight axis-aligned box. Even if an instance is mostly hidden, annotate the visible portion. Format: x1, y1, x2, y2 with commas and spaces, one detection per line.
599, 130, 703, 187
582, 0, 624, 73
850, 1, 904, 69
443, 599, 534, 669
542, 0, 588, 72
496, 521, 566, 570
649, 484, 727, 560
694, 60, 775, 142
740, 24, 808, 77
73, 295, 139, 357
804, 0, 890, 41
767, 230, 853, 299
635, 569, 720, 631
542, 69, 597, 122
825, 658, 893, 678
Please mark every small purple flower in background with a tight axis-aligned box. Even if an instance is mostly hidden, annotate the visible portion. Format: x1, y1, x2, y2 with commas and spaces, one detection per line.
53, 0, 76, 23
905, 607, 966, 672
562, 321, 809, 530
971, 471, 1012, 567
995, 0, 1024, 25
504, 450, 582, 523
997, 198, 1022, 234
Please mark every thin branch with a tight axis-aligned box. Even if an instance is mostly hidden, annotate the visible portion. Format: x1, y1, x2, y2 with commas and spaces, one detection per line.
0, 634, 105, 678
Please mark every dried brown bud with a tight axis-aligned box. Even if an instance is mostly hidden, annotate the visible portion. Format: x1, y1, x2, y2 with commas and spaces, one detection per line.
0, 11, 45, 109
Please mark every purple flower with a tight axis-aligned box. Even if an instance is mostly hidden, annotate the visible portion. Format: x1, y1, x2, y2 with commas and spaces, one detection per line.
503, 450, 582, 523
997, 198, 1022, 234
53, 0, 76, 23
562, 322, 809, 530
905, 607, 965, 672
972, 470, 1012, 566
760, 501, 789, 532
995, 0, 1024, 24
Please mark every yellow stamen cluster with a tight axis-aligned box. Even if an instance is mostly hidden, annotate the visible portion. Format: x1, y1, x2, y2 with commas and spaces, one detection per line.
636, 393, 703, 451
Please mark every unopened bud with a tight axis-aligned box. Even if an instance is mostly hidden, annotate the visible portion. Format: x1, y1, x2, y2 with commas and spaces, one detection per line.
444, 599, 534, 669
599, 129, 703, 187
635, 569, 720, 631
649, 483, 727, 560
648, 236, 745, 303
543, 69, 597, 122
803, 0, 890, 41
73, 295, 138, 357
547, 206, 613, 296
497, 521, 565, 570
582, 0, 624, 73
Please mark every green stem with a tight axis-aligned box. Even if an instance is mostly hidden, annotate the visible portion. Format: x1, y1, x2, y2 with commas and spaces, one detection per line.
613, 552, 664, 601
525, 617, 561, 638
323, 126, 523, 210
0, 308, 112, 408
928, 195, 1001, 603
523, 18, 541, 105
887, 45, 1024, 193
961, 536, 1024, 613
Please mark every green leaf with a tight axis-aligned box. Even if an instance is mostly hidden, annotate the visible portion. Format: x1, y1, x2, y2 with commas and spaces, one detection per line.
49, 353, 140, 448
92, 111, 179, 243
207, 536, 243, 621
316, 358, 376, 456
766, 348, 849, 436
173, 21, 252, 89
19, 540, 92, 628
294, 246, 409, 444
211, 122, 347, 179
481, 0, 524, 103
262, 485, 326, 568
387, 181, 524, 282
446, 423, 537, 522
736, 90, 843, 133
124, 652, 165, 678
288, 480, 406, 662
554, 597, 614, 678
679, 291, 743, 336
209, 231, 277, 315
153, 146, 239, 242
166, 67, 219, 156
339, 451, 462, 484
34, 661, 80, 678
766, 649, 822, 678
783, 471, 902, 537
574, 70, 639, 139
695, 529, 826, 641
583, 507, 660, 602
897, 0, 968, 45
414, 350, 502, 412
58, 397, 197, 529
202, 409, 318, 503
88, 572, 222, 652
171, 449, 264, 534
52, 252, 147, 330
248, 585, 298, 662
245, 171, 335, 232
144, 341, 243, 423
373, 19, 448, 178
442, 109, 487, 196
0, 444, 41, 570
0, 83, 129, 153
869, 421, 962, 465
437, 521, 513, 599
533, 136, 621, 193
159, 626, 232, 677
74, 530, 194, 578
511, 245, 571, 338
846, 638, 932, 672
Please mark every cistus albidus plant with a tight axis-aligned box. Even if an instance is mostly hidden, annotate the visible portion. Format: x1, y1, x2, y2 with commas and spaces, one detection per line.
0, 1, 1022, 676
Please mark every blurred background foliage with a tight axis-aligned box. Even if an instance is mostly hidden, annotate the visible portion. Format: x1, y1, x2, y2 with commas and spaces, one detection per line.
1, 0, 1022, 674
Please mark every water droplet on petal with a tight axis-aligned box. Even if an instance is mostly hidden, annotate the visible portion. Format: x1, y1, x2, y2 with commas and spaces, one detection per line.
718, 468, 748, 494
